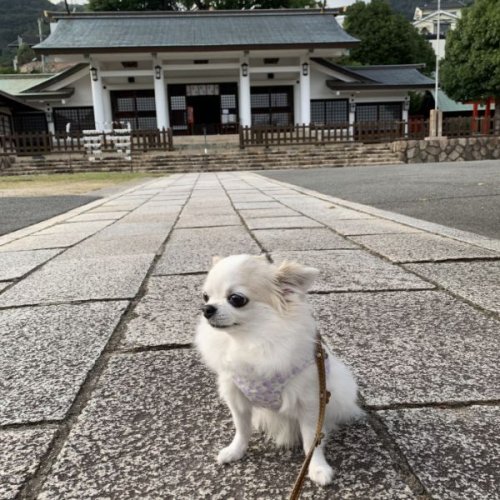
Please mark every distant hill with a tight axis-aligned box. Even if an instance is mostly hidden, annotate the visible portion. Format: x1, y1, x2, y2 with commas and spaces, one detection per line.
0, 0, 53, 52
0, 0, 85, 67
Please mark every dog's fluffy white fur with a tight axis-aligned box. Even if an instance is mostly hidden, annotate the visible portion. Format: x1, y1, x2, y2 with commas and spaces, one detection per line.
195, 254, 362, 485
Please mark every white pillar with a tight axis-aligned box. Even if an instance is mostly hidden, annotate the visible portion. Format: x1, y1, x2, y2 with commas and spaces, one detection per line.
293, 82, 301, 125
90, 63, 106, 131
46, 108, 55, 134
299, 55, 311, 125
103, 88, 113, 131
349, 99, 355, 140
402, 99, 409, 137
239, 55, 251, 127
153, 61, 170, 130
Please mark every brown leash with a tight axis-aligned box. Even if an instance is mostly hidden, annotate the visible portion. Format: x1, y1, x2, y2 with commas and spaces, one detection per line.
289, 335, 331, 500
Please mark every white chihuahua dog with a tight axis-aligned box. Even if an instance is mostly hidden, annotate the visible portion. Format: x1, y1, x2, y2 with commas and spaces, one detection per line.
195, 254, 362, 486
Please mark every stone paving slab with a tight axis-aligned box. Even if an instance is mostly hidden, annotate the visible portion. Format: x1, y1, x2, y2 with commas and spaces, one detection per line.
120, 274, 205, 348
96, 221, 173, 238
310, 291, 500, 406
176, 214, 241, 228
180, 208, 234, 218
59, 234, 166, 259
245, 216, 322, 230
0, 233, 91, 252
229, 194, 274, 203
0, 281, 11, 292
379, 406, 500, 500
324, 218, 421, 236
0, 427, 57, 500
405, 261, 500, 315
351, 233, 498, 263
271, 250, 431, 292
35, 220, 113, 236
89, 205, 138, 213
0, 255, 154, 307
154, 226, 261, 275
38, 350, 414, 500
0, 301, 127, 424
67, 212, 127, 222
233, 201, 284, 210
303, 208, 376, 223
239, 207, 300, 218
0, 249, 60, 281
253, 228, 357, 251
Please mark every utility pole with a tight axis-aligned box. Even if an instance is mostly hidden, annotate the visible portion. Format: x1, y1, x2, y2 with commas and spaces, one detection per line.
434, 0, 441, 112
38, 17, 46, 73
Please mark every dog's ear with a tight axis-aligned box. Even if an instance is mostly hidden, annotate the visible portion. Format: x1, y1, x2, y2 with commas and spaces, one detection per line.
275, 260, 319, 294
212, 255, 222, 266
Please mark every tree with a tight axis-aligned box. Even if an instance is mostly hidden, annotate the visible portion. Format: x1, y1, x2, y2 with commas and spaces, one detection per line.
87, 0, 180, 10
440, 0, 500, 131
181, 0, 316, 8
87, 0, 315, 11
16, 43, 36, 66
342, 0, 435, 73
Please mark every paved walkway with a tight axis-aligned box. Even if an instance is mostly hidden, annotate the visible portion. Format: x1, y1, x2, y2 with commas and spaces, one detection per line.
1, 172, 499, 500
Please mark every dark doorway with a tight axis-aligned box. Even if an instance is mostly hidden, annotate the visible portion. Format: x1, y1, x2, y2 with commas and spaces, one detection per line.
187, 95, 220, 134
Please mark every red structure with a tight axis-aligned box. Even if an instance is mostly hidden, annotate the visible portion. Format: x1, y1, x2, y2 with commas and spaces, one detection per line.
468, 97, 494, 134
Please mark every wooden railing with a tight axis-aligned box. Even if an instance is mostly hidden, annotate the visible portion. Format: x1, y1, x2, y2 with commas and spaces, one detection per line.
239, 121, 434, 148
442, 116, 496, 138
239, 116, 500, 148
0, 128, 174, 156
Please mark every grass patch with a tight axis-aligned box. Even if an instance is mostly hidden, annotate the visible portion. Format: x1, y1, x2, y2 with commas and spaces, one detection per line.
0, 172, 165, 196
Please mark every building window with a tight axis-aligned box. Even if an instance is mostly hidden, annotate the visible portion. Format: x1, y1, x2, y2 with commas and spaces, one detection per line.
311, 99, 348, 125
356, 103, 402, 122
111, 90, 157, 130
251, 86, 293, 126
53, 107, 95, 133
13, 112, 48, 133
0, 112, 12, 136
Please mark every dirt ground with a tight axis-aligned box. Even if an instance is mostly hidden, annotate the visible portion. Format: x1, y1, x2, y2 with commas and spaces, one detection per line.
0, 172, 161, 197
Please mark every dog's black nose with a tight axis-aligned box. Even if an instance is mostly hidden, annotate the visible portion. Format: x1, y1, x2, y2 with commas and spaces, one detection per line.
202, 304, 217, 319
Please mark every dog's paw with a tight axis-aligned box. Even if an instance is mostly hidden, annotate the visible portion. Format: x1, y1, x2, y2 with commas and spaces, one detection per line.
217, 444, 246, 465
308, 464, 334, 486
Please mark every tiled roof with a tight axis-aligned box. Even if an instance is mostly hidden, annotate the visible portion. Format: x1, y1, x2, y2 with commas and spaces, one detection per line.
349, 65, 435, 87
0, 74, 54, 96
326, 64, 434, 90
431, 90, 495, 113
35, 10, 359, 53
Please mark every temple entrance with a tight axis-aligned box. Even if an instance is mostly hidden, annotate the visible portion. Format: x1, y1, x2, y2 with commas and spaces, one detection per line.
168, 83, 238, 135
187, 95, 220, 135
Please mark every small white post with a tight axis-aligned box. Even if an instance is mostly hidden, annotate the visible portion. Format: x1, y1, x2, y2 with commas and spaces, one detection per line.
102, 88, 113, 132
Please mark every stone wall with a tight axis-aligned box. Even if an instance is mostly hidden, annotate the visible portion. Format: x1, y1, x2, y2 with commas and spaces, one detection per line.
392, 136, 500, 163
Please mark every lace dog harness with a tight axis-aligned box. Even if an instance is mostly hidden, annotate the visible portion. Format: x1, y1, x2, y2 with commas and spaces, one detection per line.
232, 355, 330, 411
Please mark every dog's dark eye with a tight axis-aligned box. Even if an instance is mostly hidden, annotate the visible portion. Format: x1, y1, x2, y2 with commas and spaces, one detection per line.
228, 293, 248, 308
202, 292, 209, 303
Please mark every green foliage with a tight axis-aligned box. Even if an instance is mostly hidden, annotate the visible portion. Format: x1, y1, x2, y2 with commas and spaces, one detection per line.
0, 66, 17, 74
441, 0, 500, 101
87, 0, 316, 10
16, 43, 37, 66
87, 0, 179, 10
343, 0, 436, 73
